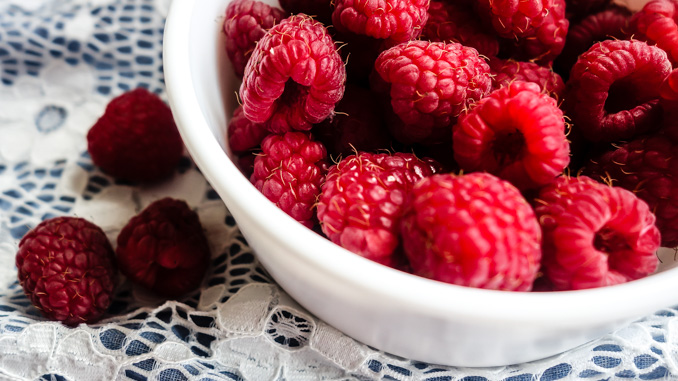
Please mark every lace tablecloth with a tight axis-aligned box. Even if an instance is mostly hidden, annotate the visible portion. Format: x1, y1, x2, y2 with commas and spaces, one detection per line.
0, 0, 676, 380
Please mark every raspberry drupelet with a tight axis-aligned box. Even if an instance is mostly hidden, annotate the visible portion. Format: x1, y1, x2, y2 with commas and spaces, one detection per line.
332, 0, 429, 43
453, 81, 570, 190
534, 176, 660, 290
251, 132, 328, 228
564, 39, 671, 143
240, 14, 346, 133
316, 152, 440, 267
222, 0, 287, 78
584, 135, 678, 248
16, 217, 117, 325
400, 172, 542, 291
371, 40, 492, 145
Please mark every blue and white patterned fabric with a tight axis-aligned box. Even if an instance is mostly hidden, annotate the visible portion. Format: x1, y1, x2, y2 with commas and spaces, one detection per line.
0, 0, 677, 380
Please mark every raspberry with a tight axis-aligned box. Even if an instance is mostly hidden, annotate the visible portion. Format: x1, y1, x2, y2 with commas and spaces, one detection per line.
564, 39, 671, 142
16, 217, 117, 325
555, 6, 632, 79
87, 88, 184, 183
659, 68, 678, 142
400, 172, 542, 291
116, 198, 211, 298
334, 31, 389, 86
228, 106, 269, 153
453, 81, 570, 190
279, 0, 332, 26
476, 0, 553, 39
331, 0, 429, 43
502, 0, 568, 66
372, 40, 492, 144
317, 152, 440, 266
240, 15, 346, 133
584, 135, 678, 248
251, 132, 328, 227
488, 58, 565, 100
222, 0, 287, 78
630, 0, 678, 66
312, 84, 391, 157
534, 176, 661, 290
421, 0, 500, 58
565, 0, 612, 21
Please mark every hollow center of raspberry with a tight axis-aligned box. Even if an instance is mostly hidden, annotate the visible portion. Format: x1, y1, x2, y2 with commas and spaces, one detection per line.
279, 79, 308, 107
492, 129, 525, 165
593, 226, 631, 255
605, 78, 643, 114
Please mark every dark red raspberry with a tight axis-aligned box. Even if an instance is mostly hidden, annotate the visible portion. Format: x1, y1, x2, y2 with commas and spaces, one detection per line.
555, 5, 632, 79
331, 0, 429, 43
87, 88, 183, 183
117, 198, 210, 298
334, 31, 389, 86
453, 81, 569, 190
534, 176, 660, 290
317, 152, 440, 266
502, 0, 568, 66
228, 106, 269, 153
312, 84, 391, 157
630, 0, 678, 66
659, 68, 678, 142
565, 0, 611, 21
400, 172, 542, 291
488, 58, 565, 100
251, 132, 328, 227
279, 0, 332, 26
584, 135, 678, 248
240, 15, 346, 133
372, 40, 492, 144
16, 217, 117, 325
476, 0, 553, 39
421, 0, 500, 58
564, 39, 671, 143
223, 0, 287, 78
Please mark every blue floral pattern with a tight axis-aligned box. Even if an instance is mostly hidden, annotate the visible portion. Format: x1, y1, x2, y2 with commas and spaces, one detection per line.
0, 0, 677, 380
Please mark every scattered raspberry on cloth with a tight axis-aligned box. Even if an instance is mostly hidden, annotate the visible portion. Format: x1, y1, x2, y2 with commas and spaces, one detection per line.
534, 176, 661, 290
16, 217, 117, 325
400, 172, 542, 291
87, 88, 184, 183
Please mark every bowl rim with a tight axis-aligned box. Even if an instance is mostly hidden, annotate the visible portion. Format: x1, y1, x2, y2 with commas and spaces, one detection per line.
162, 0, 678, 330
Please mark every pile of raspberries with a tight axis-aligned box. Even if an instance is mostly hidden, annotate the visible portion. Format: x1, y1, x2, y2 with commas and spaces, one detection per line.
224, 0, 678, 292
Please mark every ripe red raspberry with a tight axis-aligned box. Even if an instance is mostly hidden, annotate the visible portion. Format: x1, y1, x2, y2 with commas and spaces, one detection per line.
534, 176, 661, 290
659, 68, 678, 142
476, 0, 553, 39
555, 5, 632, 79
117, 198, 210, 298
421, 0, 500, 58
565, 0, 611, 21
400, 172, 542, 291
222, 0, 287, 78
453, 81, 569, 190
87, 88, 184, 183
240, 15, 346, 133
502, 0, 568, 66
316, 152, 440, 267
584, 135, 678, 248
564, 39, 671, 143
630, 0, 678, 66
312, 84, 391, 157
372, 41, 492, 144
331, 0, 429, 43
488, 58, 565, 100
16, 217, 117, 326
251, 132, 328, 227
279, 0, 332, 26
228, 106, 269, 153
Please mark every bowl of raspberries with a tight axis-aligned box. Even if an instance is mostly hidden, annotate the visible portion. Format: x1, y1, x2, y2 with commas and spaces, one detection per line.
163, 0, 678, 367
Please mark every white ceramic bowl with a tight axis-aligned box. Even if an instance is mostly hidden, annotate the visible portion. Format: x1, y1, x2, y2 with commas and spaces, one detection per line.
163, 0, 678, 367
